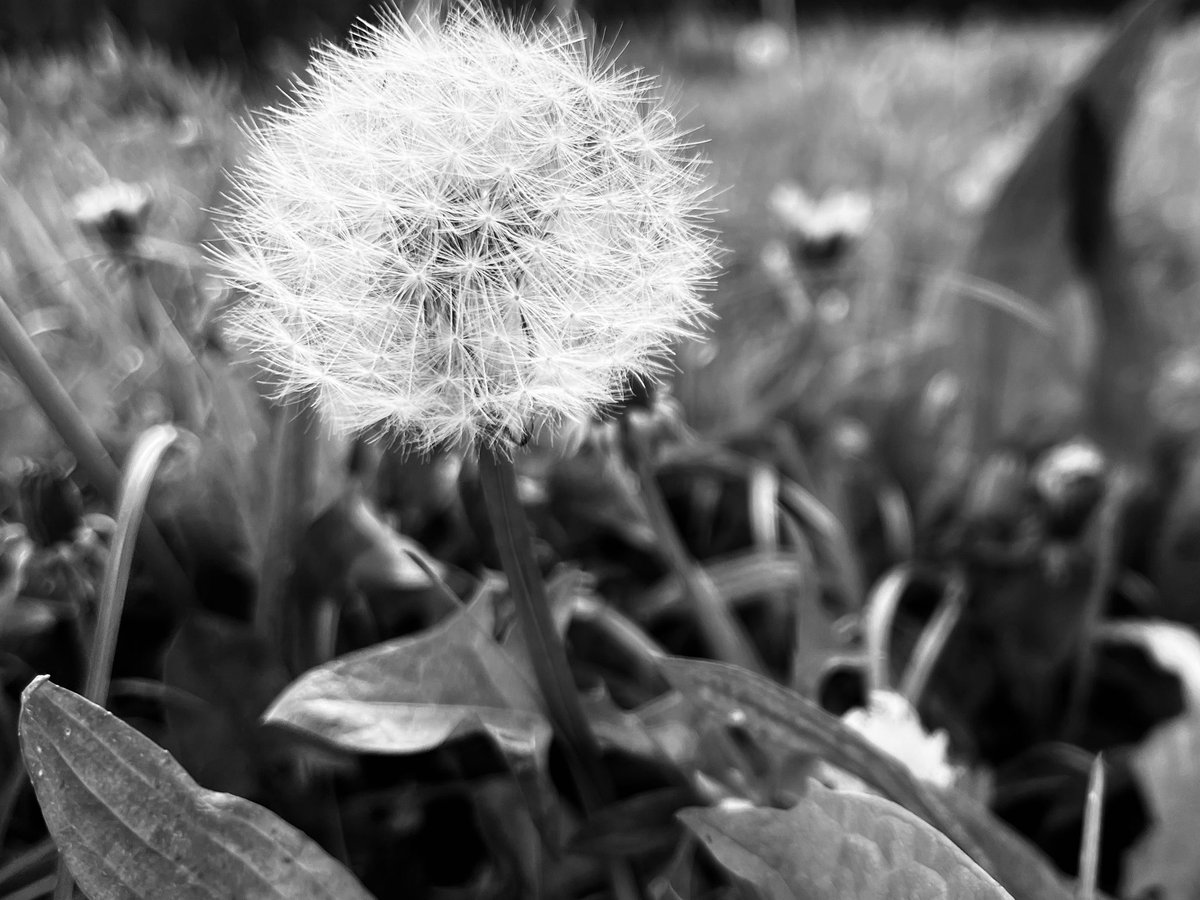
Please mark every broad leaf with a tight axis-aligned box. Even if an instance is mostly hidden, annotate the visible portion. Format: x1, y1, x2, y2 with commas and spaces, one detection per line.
950, 0, 1177, 455
1123, 714, 1200, 900
679, 783, 1013, 900
19, 676, 373, 900
264, 593, 549, 763
661, 656, 1075, 900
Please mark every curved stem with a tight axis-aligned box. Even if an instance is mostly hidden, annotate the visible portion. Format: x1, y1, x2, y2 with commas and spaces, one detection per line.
57, 424, 179, 900
626, 428, 766, 674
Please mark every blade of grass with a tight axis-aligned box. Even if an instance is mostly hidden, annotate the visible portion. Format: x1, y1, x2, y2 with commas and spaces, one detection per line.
54, 423, 179, 900
255, 403, 322, 645
1076, 754, 1105, 900
862, 565, 913, 696
1063, 469, 1133, 741
0, 840, 55, 890
1, 873, 56, 900
625, 426, 766, 675
0, 292, 192, 611
899, 573, 966, 705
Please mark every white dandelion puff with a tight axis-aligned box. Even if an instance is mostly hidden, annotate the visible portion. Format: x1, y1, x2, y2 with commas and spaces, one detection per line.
213, 7, 716, 453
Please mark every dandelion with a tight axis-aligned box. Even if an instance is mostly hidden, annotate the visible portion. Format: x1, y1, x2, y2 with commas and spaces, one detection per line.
214, 9, 716, 874
71, 180, 152, 256
215, 7, 714, 455
769, 182, 872, 267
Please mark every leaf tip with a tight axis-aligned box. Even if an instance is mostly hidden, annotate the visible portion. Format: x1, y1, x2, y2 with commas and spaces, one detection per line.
19, 674, 53, 711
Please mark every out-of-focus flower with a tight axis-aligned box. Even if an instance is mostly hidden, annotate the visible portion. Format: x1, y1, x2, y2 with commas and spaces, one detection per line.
1032, 439, 1106, 537
836, 689, 960, 790
1152, 348, 1200, 436
734, 21, 791, 72
215, 7, 714, 454
70, 180, 152, 255
0, 523, 33, 609
769, 182, 872, 266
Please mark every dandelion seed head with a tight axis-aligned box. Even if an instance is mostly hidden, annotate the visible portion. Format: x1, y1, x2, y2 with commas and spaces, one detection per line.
215, 7, 714, 453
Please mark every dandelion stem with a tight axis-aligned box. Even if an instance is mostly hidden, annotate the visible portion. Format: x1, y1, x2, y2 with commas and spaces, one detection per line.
477, 446, 643, 900
476, 446, 609, 801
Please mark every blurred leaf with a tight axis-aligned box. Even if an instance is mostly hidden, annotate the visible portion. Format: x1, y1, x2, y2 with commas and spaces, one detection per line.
1123, 713, 1200, 900
659, 656, 979, 859
287, 487, 456, 669
951, 0, 1177, 454
162, 612, 293, 798
570, 787, 696, 860
679, 783, 1013, 900
938, 789, 1077, 900
297, 489, 439, 596
1098, 619, 1200, 708
19, 676, 373, 900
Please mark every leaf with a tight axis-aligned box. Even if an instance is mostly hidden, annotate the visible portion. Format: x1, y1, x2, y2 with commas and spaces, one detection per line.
1098, 619, 1200, 708
661, 656, 1075, 900
938, 789, 1076, 900
679, 783, 1014, 900
264, 592, 549, 763
19, 676, 373, 900
1123, 714, 1200, 900
286, 487, 455, 670
659, 657, 979, 859
950, 0, 1177, 454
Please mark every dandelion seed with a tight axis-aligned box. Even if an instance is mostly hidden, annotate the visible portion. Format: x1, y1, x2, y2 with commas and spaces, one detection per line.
214, 7, 715, 453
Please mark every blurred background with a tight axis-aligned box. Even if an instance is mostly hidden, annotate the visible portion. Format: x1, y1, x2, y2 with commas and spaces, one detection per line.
6, 0, 1200, 64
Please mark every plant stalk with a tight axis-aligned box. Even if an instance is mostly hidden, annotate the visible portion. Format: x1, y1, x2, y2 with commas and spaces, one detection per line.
476, 446, 642, 900
476, 446, 609, 806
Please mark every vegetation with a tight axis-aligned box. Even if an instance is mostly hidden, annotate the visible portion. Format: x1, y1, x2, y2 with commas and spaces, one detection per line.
1, 3, 1200, 899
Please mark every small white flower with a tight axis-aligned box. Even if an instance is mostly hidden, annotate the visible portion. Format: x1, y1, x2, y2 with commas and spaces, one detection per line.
215, 7, 715, 453
839, 690, 960, 790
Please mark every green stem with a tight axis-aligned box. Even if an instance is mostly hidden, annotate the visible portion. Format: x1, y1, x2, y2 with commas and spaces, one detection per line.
477, 446, 642, 900
476, 445, 609, 807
